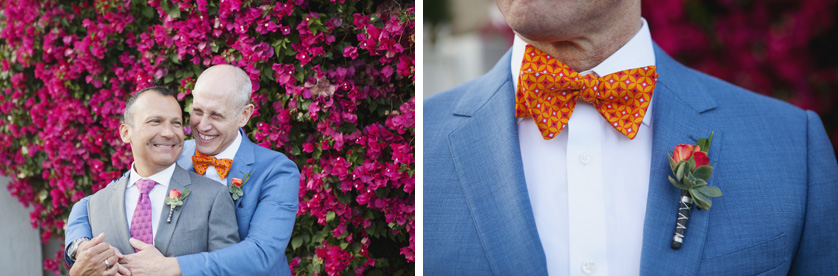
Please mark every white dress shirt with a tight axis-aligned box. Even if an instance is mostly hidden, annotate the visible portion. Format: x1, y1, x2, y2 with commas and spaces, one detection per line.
124, 162, 177, 244
201, 131, 242, 185
513, 18, 656, 276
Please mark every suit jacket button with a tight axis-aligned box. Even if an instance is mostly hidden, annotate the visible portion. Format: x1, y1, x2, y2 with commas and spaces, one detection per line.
581, 261, 596, 275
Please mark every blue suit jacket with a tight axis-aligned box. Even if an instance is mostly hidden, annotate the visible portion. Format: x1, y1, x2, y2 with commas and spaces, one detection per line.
423, 45, 838, 275
66, 129, 300, 275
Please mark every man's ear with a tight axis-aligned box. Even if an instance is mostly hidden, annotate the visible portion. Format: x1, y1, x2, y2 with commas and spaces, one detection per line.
238, 104, 255, 127
119, 123, 132, 144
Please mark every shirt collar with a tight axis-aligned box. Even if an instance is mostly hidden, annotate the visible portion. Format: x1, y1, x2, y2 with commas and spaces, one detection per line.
213, 130, 242, 160
127, 162, 177, 189
511, 18, 656, 126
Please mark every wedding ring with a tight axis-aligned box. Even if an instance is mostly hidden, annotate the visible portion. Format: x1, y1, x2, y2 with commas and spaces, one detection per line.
105, 259, 111, 268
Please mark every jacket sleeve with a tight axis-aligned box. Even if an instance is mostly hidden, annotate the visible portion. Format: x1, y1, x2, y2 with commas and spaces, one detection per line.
207, 184, 240, 251
176, 157, 300, 276
789, 111, 838, 274
64, 195, 93, 267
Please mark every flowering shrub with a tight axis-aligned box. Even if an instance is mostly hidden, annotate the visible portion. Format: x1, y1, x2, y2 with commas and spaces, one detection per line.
0, 0, 414, 275
642, 0, 838, 155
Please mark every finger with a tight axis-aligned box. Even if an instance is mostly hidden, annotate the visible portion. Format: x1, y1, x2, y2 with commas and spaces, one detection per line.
88, 242, 115, 260
128, 238, 152, 251
105, 255, 119, 269
117, 263, 131, 276
110, 245, 124, 257
102, 261, 119, 276
78, 233, 105, 251
117, 254, 128, 264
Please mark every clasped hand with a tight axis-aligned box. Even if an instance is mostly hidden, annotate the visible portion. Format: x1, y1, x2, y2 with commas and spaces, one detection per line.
69, 233, 130, 276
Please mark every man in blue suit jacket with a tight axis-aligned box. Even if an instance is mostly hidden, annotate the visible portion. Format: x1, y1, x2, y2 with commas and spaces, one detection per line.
65, 65, 300, 275
425, 1, 838, 275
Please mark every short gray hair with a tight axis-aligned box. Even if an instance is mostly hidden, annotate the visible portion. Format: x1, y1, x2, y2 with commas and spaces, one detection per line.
123, 86, 177, 126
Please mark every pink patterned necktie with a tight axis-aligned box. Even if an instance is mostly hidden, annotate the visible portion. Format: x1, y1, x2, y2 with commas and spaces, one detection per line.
130, 179, 158, 251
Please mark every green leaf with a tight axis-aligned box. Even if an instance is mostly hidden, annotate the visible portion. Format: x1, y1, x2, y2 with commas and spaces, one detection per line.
350, 242, 361, 253
691, 177, 707, 187
696, 185, 722, 198
312, 230, 327, 243
687, 155, 696, 172
669, 175, 688, 190
142, 6, 154, 19
675, 161, 687, 181
683, 174, 695, 188
705, 132, 714, 153
326, 211, 336, 222
693, 165, 713, 180
291, 236, 303, 250
668, 152, 676, 171
690, 189, 712, 210
169, 5, 181, 19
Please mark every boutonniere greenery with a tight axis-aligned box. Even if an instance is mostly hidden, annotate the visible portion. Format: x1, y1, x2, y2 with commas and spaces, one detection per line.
668, 132, 722, 249
165, 188, 189, 223
229, 170, 253, 201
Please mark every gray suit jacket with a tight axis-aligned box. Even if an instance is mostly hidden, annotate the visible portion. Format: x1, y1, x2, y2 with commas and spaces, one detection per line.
88, 166, 240, 256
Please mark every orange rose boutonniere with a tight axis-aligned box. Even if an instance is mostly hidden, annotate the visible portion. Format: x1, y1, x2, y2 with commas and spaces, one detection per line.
165, 188, 189, 223
229, 170, 253, 201
669, 132, 722, 249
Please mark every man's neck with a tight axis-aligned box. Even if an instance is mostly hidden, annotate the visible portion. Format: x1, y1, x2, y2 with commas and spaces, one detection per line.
521, 16, 642, 73
133, 164, 163, 179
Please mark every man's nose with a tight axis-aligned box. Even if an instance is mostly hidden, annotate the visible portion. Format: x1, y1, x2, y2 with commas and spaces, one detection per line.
197, 115, 212, 131
160, 123, 175, 138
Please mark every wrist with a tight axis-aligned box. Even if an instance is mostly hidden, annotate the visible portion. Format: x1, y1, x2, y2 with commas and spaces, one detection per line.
67, 237, 91, 261
166, 257, 182, 276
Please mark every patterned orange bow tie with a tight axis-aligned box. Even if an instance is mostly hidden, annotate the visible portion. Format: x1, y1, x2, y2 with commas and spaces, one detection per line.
192, 151, 233, 180
515, 45, 658, 140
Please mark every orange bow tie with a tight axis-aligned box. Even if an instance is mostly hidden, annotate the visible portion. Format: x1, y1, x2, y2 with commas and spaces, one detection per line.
192, 151, 233, 180
515, 45, 658, 140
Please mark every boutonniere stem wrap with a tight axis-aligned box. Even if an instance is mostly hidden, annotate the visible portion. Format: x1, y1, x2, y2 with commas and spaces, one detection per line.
668, 132, 722, 249
165, 188, 189, 223
229, 169, 254, 201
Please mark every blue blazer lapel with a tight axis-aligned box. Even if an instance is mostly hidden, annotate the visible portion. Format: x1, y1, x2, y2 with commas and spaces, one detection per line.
448, 50, 547, 274
640, 44, 724, 274
229, 129, 256, 208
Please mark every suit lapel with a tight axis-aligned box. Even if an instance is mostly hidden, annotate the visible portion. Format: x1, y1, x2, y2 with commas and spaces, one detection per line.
104, 176, 134, 254
448, 50, 548, 274
230, 129, 256, 208
640, 44, 723, 274
154, 166, 191, 256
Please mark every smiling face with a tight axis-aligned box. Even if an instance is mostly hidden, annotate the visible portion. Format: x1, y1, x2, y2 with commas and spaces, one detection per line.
120, 91, 185, 177
190, 65, 253, 156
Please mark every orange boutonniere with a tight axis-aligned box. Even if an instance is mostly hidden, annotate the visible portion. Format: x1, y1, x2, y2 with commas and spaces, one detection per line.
669, 132, 722, 249
229, 170, 253, 201
164, 188, 189, 223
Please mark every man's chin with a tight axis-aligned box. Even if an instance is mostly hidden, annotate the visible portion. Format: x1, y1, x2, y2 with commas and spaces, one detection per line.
195, 143, 220, 156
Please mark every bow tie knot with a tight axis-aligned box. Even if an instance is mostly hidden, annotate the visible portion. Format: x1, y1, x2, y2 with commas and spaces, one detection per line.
574, 75, 601, 103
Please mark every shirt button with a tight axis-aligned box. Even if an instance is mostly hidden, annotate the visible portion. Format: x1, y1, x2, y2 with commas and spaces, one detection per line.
579, 152, 591, 164
581, 261, 596, 275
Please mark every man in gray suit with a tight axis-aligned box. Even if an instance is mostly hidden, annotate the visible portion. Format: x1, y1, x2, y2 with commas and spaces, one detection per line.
69, 87, 239, 276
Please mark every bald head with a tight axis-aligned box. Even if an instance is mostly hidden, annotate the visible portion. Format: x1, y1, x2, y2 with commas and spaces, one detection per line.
193, 64, 252, 111
189, 65, 256, 156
